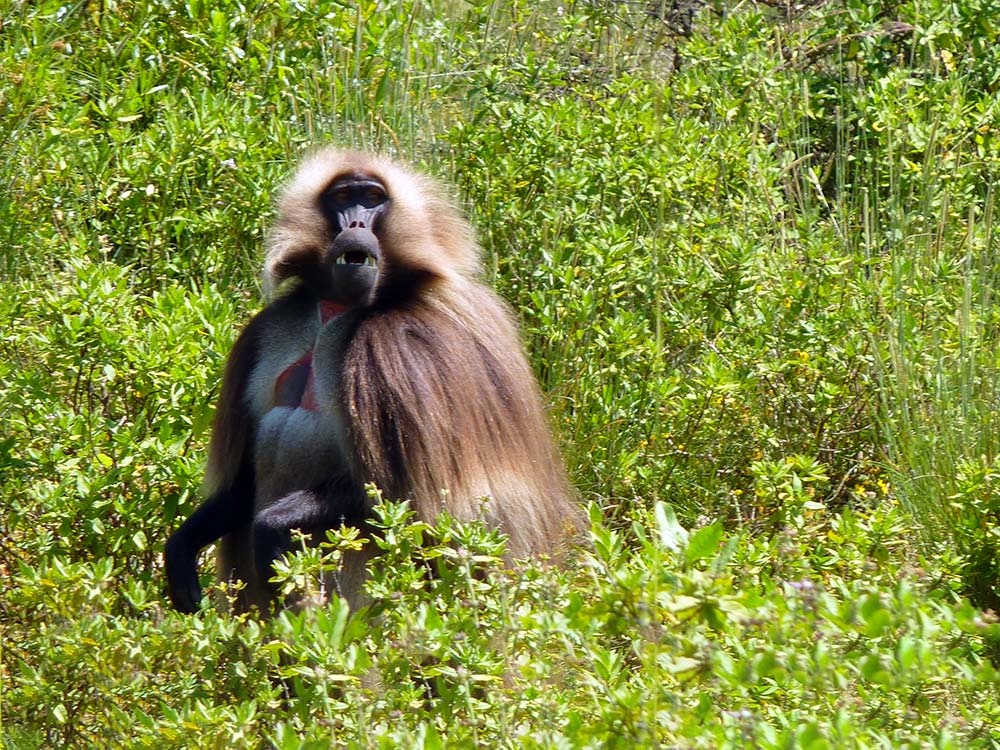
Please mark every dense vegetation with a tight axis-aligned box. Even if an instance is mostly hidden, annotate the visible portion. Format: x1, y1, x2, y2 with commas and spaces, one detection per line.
2, 0, 1000, 746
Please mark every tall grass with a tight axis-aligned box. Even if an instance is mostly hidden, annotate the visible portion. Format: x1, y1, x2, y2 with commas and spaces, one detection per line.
824, 50, 1000, 609
871, 181, 1000, 609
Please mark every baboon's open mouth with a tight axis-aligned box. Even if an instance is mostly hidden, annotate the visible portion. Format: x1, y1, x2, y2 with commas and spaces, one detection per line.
330, 224, 381, 269
335, 251, 378, 267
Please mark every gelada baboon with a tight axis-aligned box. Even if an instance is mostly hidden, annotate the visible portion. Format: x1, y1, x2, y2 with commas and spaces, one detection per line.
164, 148, 578, 614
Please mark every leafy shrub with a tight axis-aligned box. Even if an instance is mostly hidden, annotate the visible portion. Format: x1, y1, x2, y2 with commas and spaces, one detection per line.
2, 0, 1000, 746
4, 501, 998, 747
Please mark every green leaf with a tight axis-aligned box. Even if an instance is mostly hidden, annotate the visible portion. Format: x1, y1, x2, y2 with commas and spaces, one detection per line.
685, 522, 724, 564
654, 502, 688, 553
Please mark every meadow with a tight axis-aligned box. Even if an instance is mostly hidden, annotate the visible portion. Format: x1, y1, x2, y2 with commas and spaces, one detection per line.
2, 0, 999, 746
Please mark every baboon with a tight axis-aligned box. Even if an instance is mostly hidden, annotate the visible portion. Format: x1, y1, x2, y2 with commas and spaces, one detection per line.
165, 148, 578, 614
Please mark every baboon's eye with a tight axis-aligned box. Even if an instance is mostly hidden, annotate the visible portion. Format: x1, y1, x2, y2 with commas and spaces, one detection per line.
359, 187, 386, 208
321, 176, 388, 222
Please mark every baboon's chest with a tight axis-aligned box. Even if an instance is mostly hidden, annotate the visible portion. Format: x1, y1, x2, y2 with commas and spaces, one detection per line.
249, 301, 349, 504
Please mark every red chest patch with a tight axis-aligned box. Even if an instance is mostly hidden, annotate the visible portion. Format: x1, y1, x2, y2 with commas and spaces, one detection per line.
320, 300, 348, 323
272, 302, 349, 410
273, 351, 315, 410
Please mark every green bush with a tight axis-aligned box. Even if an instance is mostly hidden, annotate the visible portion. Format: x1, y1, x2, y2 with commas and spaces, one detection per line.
4, 500, 998, 747
2, 0, 1000, 746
